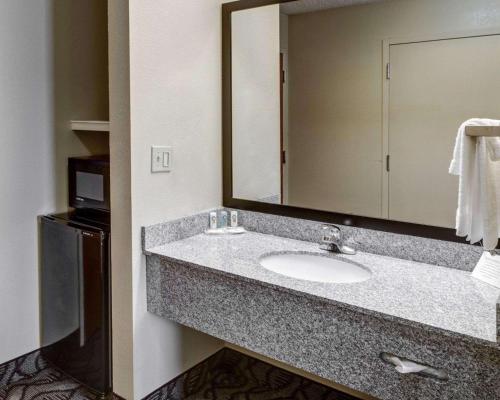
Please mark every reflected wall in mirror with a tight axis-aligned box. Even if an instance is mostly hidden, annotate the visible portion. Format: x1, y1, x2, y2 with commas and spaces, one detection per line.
230, 0, 500, 229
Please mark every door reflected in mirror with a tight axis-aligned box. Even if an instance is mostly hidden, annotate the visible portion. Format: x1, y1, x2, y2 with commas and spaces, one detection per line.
230, 0, 500, 228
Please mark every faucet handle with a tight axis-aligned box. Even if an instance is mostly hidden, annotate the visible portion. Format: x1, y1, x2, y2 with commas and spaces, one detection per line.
320, 224, 356, 255
321, 224, 341, 243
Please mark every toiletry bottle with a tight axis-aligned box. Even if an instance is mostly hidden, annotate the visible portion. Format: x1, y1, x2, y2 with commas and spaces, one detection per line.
219, 210, 228, 228
209, 212, 217, 230
230, 211, 238, 227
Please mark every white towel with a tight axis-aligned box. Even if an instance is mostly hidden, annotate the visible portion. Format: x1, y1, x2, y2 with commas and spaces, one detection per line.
449, 118, 500, 250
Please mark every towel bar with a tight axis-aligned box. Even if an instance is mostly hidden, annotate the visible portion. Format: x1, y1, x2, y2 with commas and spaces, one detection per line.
465, 126, 500, 137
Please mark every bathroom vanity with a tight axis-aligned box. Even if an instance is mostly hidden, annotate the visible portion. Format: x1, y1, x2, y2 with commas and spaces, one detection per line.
144, 0, 500, 399
143, 210, 500, 400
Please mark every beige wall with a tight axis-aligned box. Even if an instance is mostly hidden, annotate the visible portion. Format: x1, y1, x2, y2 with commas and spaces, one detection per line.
53, 0, 109, 210
287, 0, 500, 218
0, 0, 109, 365
108, 1, 230, 398
232, 5, 281, 202
108, 0, 134, 398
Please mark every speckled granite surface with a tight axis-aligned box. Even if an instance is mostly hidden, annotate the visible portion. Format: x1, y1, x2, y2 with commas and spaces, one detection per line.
147, 254, 500, 400
143, 210, 500, 399
142, 211, 212, 250
147, 231, 499, 345
235, 210, 484, 272
142, 209, 483, 271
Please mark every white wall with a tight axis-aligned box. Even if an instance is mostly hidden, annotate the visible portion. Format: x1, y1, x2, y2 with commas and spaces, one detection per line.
126, 1, 226, 398
0, 0, 56, 363
232, 5, 281, 203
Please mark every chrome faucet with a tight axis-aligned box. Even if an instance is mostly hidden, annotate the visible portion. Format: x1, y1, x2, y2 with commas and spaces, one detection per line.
319, 224, 356, 255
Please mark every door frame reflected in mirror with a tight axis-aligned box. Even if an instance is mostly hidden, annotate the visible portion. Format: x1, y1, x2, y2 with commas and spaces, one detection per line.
222, 0, 474, 244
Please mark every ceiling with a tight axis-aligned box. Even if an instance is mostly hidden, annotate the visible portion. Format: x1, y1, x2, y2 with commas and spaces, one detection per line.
280, 0, 386, 15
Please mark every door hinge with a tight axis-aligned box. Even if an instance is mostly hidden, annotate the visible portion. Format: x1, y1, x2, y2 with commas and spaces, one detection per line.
281, 69, 286, 84
282, 150, 286, 164
386, 154, 390, 172
386, 63, 391, 80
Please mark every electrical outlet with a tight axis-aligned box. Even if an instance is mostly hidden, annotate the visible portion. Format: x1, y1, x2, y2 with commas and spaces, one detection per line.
151, 146, 173, 173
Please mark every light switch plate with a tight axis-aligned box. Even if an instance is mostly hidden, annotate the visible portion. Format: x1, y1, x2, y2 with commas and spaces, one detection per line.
151, 146, 173, 173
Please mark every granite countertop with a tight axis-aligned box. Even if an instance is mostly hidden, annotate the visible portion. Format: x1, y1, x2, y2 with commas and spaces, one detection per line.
146, 231, 500, 347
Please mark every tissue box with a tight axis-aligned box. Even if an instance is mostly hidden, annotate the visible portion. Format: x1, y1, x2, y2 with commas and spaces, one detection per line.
471, 251, 500, 289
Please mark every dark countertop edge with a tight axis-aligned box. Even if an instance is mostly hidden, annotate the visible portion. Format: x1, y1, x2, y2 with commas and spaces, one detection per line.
146, 251, 500, 350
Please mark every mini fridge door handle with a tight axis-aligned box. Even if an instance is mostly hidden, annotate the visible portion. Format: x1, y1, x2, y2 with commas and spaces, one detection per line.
77, 233, 86, 347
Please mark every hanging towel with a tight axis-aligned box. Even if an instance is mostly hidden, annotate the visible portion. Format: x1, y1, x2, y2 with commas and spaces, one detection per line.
449, 118, 500, 250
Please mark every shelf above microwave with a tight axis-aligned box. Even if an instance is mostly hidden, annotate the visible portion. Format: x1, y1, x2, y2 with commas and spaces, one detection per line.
71, 120, 110, 132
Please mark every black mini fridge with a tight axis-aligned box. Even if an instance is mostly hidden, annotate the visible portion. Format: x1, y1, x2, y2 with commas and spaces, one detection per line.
40, 213, 111, 397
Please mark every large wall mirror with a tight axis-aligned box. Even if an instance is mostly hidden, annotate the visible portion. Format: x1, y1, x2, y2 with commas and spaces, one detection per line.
222, 0, 500, 240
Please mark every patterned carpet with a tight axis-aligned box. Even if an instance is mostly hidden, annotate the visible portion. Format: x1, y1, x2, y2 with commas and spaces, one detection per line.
145, 348, 359, 400
0, 351, 100, 400
0, 348, 360, 400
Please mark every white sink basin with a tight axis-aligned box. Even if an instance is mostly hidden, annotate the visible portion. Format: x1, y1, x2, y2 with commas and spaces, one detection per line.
260, 252, 371, 283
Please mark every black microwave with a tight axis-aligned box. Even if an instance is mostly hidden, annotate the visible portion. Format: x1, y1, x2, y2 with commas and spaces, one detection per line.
68, 155, 110, 212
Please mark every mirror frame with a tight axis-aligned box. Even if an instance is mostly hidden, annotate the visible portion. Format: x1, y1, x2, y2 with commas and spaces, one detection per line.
222, 0, 469, 244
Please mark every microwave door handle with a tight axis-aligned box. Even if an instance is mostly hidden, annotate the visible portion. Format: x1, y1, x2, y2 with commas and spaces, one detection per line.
77, 233, 85, 347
